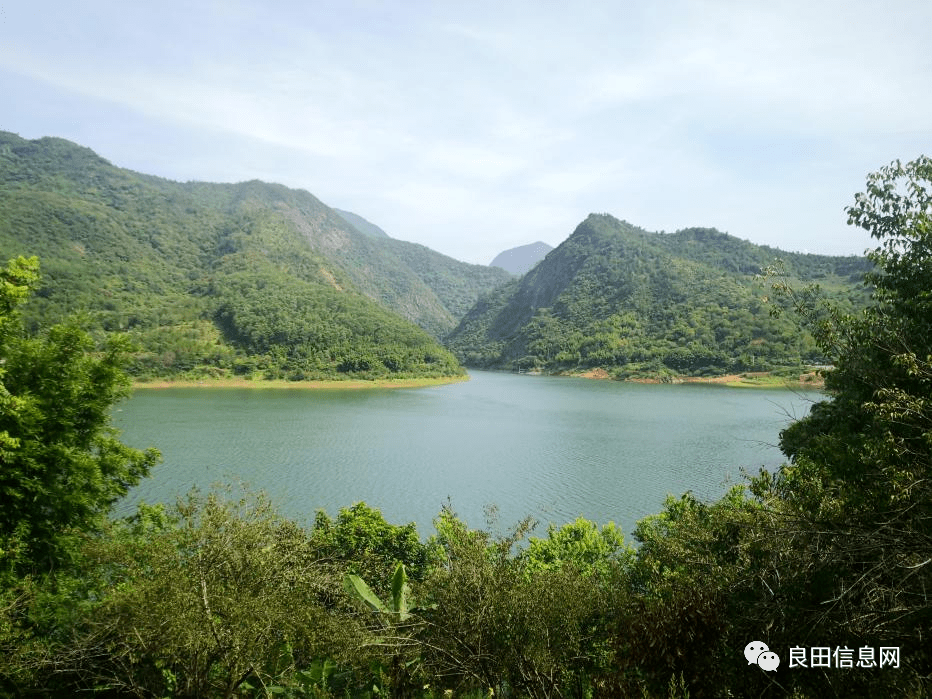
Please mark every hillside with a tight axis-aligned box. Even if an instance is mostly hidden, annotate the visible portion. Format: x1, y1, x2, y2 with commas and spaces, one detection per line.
0, 131, 496, 380
447, 213, 872, 377
490, 241, 553, 275
334, 208, 512, 327
380, 238, 513, 324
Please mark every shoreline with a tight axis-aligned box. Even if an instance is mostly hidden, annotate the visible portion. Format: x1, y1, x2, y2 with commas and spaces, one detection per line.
132, 374, 470, 391
573, 367, 825, 389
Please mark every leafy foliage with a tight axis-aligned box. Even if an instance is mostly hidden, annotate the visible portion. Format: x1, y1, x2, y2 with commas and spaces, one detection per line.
0, 258, 160, 695
760, 156, 932, 687
312, 502, 441, 592
0, 257, 159, 570
414, 508, 621, 698
520, 516, 632, 577
48, 491, 362, 698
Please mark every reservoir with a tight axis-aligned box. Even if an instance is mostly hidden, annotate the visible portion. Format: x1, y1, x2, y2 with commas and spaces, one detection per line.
115, 370, 820, 537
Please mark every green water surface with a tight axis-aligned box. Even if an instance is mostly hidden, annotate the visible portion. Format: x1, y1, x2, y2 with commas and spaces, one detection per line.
115, 370, 820, 535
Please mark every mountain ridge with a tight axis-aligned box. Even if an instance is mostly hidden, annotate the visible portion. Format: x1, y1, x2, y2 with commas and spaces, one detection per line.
0, 131, 511, 380
447, 213, 871, 377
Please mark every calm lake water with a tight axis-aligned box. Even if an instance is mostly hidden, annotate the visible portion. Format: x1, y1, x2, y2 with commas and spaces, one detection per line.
114, 370, 821, 537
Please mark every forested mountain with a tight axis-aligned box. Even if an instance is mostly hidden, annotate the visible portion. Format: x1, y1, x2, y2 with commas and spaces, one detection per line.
448, 213, 872, 377
0, 131, 873, 382
380, 238, 512, 323
334, 207, 512, 325
490, 240, 553, 275
0, 131, 511, 380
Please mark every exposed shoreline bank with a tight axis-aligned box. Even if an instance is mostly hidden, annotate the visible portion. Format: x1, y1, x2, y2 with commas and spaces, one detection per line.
491, 365, 825, 389
572, 367, 825, 389
132, 374, 470, 391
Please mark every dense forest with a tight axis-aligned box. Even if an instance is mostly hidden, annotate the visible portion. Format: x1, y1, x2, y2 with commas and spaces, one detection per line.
0, 153, 929, 696
448, 215, 872, 378
0, 131, 514, 381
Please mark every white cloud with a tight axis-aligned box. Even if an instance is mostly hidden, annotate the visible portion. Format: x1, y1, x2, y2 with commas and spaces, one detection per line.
0, 0, 928, 264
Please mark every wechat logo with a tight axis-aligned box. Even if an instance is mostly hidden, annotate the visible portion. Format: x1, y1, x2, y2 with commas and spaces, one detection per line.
745, 641, 780, 672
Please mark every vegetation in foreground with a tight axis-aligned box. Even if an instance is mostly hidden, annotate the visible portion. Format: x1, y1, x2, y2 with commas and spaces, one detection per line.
1, 158, 930, 697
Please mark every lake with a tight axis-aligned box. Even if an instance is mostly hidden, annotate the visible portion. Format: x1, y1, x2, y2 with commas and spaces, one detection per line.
114, 370, 821, 538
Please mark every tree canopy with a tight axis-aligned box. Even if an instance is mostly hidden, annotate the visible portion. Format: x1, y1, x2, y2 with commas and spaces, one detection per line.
771, 156, 932, 661
0, 257, 159, 570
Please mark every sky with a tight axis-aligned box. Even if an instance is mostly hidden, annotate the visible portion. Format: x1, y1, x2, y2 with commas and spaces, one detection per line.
2, 1, 930, 266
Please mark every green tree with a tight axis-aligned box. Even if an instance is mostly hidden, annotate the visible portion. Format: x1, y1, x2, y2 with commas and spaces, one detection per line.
617, 488, 771, 698
55, 490, 362, 698
416, 508, 618, 698
781, 157, 932, 503
312, 502, 440, 588
764, 156, 932, 687
0, 256, 159, 571
0, 256, 40, 457
521, 517, 632, 577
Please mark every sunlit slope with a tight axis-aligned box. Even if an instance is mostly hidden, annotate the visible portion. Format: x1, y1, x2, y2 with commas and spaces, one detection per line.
0, 131, 466, 380
446, 213, 871, 376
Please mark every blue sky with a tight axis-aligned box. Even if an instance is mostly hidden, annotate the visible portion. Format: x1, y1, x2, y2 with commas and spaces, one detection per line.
2, 1, 930, 265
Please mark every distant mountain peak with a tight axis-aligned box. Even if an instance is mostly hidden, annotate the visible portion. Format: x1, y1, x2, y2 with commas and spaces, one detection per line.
333, 209, 391, 239
490, 241, 554, 275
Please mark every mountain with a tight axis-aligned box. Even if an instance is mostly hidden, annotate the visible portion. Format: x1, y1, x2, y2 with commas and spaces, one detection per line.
447, 214, 871, 377
332, 208, 512, 326
0, 131, 510, 380
380, 238, 512, 325
490, 241, 554, 275
333, 208, 391, 239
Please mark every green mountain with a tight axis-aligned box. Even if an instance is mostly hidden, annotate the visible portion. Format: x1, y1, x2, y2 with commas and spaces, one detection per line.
0, 131, 510, 380
333, 208, 512, 326
380, 238, 512, 324
446, 213, 872, 377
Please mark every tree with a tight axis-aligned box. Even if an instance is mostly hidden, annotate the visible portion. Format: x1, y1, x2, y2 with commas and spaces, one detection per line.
521, 516, 632, 577
781, 156, 932, 501
413, 507, 620, 698
768, 156, 932, 685
0, 257, 39, 458
56, 490, 359, 698
312, 501, 440, 589
0, 256, 160, 572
